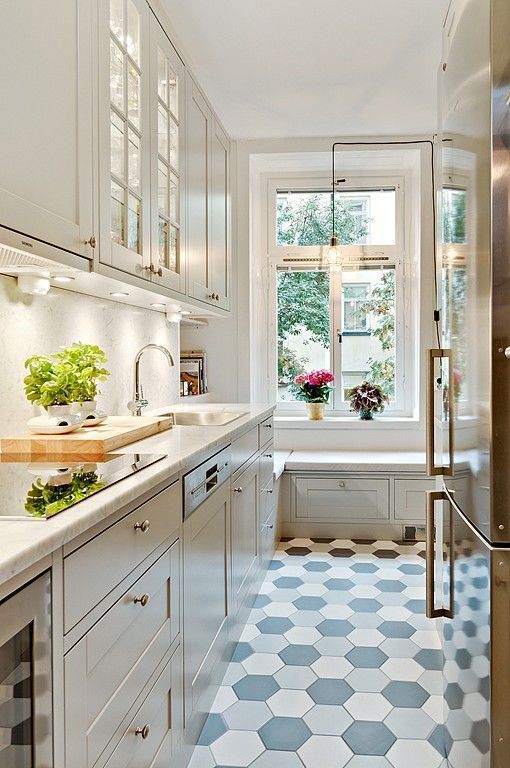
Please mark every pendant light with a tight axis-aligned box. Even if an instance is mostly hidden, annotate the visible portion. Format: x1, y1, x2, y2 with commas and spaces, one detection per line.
322, 142, 344, 268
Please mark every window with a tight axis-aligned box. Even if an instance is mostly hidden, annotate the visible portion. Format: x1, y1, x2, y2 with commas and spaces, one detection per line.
269, 175, 411, 416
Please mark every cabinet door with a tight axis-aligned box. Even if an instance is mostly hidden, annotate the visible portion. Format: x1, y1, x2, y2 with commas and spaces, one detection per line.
98, 0, 151, 278
0, 0, 94, 258
149, 16, 186, 294
186, 75, 212, 304
231, 459, 259, 616
183, 485, 229, 722
209, 120, 230, 309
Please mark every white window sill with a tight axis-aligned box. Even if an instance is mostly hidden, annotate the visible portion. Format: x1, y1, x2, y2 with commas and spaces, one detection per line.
274, 415, 421, 430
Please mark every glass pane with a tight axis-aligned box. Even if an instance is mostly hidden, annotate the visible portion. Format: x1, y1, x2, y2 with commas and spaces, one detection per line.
0, 624, 33, 765
169, 119, 178, 170
110, 39, 125, 112
128, 129, 140, 195
109, 0, 124, 43
127, 194, 141, 252
157, 48, 167, 105
111, 180, 125, 244
276, 270, 331, 402
442, 188, 467, 244
170, 172, 178, 221
158, 105, 168, 159
110, 111, 125, 181
443, 265, 468, 403
127, 64, 140, 129
168, 66, 178, 117
126, 0, 140, 65
158, 161, 168, 215
158, 217, 168, 265
168, 225, 178, 271
341, 267, 396, 401
276, 188, 396, 247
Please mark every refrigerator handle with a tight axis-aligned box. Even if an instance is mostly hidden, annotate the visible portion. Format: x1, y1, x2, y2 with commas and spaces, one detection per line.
426, 348, 454, 477
426, 489, 454, 619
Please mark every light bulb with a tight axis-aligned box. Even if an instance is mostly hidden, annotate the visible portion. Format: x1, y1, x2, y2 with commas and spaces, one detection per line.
322, 236, 343, 267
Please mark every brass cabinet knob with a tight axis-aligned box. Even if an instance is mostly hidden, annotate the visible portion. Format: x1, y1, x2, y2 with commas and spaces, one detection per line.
134, 594, 149, 606
338, 481, 346, 488
216, 293, 220, 301
135, 724, 150, 739
157, 267, 163, 277
147, 264, 163, 277
265, 488, 273, 494
134, 519, 150, 533
84, 235, 96, 248
263, 454, 273, 458
233, 487, 243, 493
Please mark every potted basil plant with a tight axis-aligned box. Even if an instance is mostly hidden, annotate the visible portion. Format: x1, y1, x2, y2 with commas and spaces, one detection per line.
56, 343, 110, 426
24, 355, 83, 431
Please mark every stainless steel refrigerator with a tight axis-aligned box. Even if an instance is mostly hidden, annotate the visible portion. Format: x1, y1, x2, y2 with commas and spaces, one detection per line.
426, 0, 510, 765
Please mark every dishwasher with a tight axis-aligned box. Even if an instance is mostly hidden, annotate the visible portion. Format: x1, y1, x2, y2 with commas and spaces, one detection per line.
182, 446, 232, 726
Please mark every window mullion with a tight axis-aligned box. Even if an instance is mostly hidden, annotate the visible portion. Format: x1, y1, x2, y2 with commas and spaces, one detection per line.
331, 269, 343, 410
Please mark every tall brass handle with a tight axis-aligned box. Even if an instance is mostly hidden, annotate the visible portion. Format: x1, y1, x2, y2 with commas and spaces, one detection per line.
426, 348, 454, 477
426, 490, 453, 619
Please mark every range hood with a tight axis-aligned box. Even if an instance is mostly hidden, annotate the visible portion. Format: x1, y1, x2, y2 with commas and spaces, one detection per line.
0, 224, 90, 279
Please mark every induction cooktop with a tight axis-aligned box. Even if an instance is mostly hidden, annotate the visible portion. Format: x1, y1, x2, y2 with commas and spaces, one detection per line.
0, 453, 166, 520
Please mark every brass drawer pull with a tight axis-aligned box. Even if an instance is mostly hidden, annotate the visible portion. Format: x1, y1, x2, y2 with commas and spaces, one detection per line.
263, 454, 273, 458
233, 487, 243, 493
84, 234, 96, 248
135, 724, 150, 739
133, 594, 149, 606
265, 488, 273, 494
134, 519, 150, 533
338, 481, 346, 488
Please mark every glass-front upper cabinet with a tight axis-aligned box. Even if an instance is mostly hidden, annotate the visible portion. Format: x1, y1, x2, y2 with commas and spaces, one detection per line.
149, 16, 186, 293
98, 0, 151, 277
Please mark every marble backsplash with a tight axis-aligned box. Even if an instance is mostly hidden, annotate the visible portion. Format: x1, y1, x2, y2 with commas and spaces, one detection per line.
0, 275, 180, 434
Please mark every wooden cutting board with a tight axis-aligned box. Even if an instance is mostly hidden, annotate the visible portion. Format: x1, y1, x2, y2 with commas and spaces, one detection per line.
0, 416, 173, 457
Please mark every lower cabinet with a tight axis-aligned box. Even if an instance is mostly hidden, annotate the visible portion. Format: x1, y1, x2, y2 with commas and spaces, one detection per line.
183, 483, 230, 725
294, 476, 390, 523
231, 458, 260, 616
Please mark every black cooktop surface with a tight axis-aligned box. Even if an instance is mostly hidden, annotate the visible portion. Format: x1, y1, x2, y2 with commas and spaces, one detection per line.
0, 453, 166, 520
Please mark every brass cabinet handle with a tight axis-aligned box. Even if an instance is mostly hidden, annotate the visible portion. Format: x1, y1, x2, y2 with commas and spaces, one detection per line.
134, 594, 149, 606
84, 235, 96, 248
338, 481, 346, 488
265, 488, 273, 494
263, 454, 273, 458
233, 487, 243, 493
147, 264, 163, 277
135, 724, 150, 739
425, 490, 453, 619
134, 519, 150, 533
426, 348, 454, 476
216, 294, 220, 301
264, 423, 272, 429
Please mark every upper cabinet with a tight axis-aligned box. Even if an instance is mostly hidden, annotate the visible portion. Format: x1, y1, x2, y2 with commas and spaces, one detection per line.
97, 0, 152, 278
187, 75, 231, 311
0, 0, 94, 260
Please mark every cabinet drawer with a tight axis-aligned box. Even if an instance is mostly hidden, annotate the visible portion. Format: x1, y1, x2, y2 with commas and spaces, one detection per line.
231, 426, 258, 474
103, 647, 182, 768
394, 478, 435, 521
259, 447, 274, 489
258, 416, 274, 448
65, 543, 179, 768
260, 491, 277, 573
294, 476, 389, 522
64, 481, 180, 631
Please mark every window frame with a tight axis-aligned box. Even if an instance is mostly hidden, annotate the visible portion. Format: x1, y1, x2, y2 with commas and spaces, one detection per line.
267, 173, 414, 417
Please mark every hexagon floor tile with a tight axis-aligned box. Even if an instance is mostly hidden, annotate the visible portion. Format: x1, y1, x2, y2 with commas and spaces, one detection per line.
191, 538, 445, 767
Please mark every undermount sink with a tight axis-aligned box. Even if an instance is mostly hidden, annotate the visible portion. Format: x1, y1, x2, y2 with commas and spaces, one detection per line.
166, 410, 247, 426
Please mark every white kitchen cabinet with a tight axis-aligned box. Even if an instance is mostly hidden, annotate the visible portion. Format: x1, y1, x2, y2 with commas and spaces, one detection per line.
149, 14, 187, 294
183, 483, 230, 724
97, 0, 152, 278
186, 74, 231, 310
231, 459, 260, 615
0, 0, 94, 260
293, 476, 390, 523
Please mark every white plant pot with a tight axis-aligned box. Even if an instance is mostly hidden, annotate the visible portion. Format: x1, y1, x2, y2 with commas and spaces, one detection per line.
71, 400, 107, 427
27, 404, 83, 434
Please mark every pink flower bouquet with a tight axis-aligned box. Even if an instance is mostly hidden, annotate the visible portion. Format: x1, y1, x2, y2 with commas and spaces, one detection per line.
292, 369, 335, 403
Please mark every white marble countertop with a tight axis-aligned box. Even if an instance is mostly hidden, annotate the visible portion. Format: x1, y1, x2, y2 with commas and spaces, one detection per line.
0, 403, 274, 588
284, 449, 473, 473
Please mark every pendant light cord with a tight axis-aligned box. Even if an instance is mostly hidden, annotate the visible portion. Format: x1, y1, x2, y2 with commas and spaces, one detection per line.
331, 139, 441, 349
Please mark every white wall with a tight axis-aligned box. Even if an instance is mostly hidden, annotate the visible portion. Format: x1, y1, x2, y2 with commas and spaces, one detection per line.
0, 275, 180, 434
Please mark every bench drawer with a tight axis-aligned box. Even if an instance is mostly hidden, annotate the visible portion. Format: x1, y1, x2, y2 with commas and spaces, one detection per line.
294, 476, 389, 522
64, 542, 179, 768
64, 481, 180, 631
394, 479, 434, 521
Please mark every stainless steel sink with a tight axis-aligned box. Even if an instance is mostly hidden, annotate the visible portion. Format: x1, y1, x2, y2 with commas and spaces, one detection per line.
165, 410, 247, 426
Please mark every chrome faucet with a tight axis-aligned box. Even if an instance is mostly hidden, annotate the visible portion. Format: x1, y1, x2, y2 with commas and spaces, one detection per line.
128, 344, 175, 416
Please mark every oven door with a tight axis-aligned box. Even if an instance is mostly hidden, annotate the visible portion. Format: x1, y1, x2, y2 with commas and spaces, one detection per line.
0, 572, 52, 767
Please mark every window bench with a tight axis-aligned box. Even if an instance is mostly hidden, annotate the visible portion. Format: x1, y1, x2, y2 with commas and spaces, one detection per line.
276, 450, 471, 540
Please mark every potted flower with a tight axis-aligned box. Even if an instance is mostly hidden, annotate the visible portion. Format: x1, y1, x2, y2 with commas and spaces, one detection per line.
56, 342, 110, 425
348, 381, 389, 420
24, 354, 83, 430
291, 369, 335, 420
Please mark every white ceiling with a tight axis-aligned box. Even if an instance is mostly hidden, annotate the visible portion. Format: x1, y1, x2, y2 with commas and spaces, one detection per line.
161, 0, 449, 140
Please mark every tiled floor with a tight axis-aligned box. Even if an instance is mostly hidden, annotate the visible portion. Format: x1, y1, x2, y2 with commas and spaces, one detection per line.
190, 538, 445, 768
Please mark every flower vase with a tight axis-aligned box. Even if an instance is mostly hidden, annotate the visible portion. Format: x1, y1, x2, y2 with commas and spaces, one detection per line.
359, 408, 374, 421
306, 403, 325, 420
